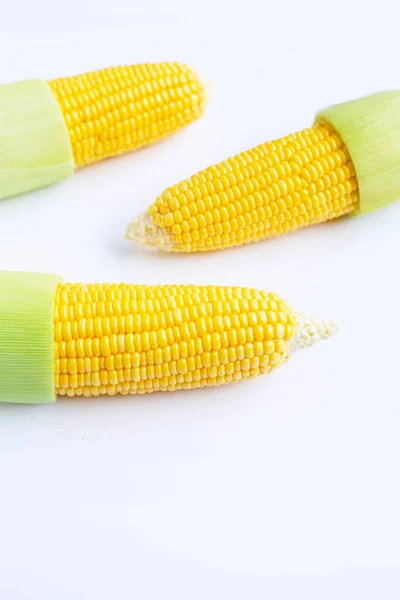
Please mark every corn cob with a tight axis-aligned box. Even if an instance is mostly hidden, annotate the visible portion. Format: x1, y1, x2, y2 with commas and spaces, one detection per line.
0, 63, 207, 200
0, 272, 337, 403
127, 91, 400, 252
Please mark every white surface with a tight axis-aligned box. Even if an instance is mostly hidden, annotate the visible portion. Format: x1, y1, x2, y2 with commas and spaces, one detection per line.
1, 1, 400, 597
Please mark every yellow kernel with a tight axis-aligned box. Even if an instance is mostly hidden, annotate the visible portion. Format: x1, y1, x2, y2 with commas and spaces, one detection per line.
202, 334, 212, 352
270, 352, 282, 365
67, 358, 78, 375
244, 343, 254, 358
100, 336, 111, 357
105, 355, 115, 371
125, 334, 134, 353
66, 340, 76, 358
275, 323, 286, 339
211, 333, 221, 350
274, 339, 287, 353
177, 359, 188, 374
61, 322, 72, 342
263, 341, 275, 354
241, 359, 250, 371
264, 325, 275, 340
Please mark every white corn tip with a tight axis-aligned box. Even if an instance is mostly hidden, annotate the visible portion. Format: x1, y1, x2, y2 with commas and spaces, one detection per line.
290, 312, 338, 354
125, 212, 175, 251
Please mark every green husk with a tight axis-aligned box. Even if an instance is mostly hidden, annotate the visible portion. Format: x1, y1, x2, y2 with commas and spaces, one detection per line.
0, 271, 61, 404
316, 91, 400, 215
0, 79, 74, 200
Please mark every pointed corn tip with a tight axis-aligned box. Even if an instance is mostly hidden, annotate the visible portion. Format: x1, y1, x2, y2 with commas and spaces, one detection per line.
125, 211, 176, 251
289, 312, 338, 354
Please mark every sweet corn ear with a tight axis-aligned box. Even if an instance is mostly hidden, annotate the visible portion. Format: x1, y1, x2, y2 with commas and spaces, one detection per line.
55, 283, 337, 397
127, 123, 359, 252
128, 90, 400, 252
0, 272, 338, 403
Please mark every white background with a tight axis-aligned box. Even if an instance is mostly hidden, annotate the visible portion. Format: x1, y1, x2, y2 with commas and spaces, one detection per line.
1, 1, 400, 597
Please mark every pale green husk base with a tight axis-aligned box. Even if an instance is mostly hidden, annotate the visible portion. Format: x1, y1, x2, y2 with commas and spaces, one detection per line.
0, 272, 61, 404
316, 91, 400, 215
0, 79, 74, 200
